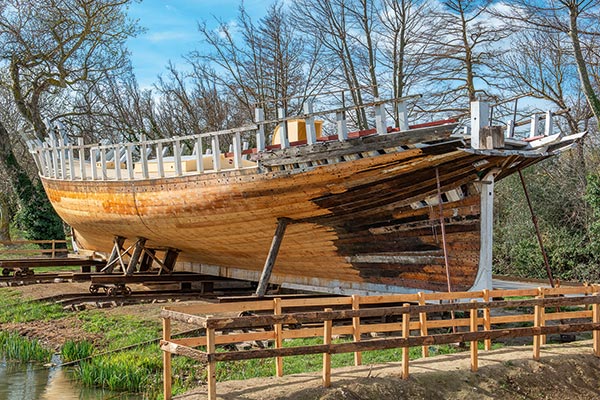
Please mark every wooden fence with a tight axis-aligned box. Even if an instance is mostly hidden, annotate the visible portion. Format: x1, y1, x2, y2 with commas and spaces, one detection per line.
0, 240, 68, 259
160, 286, 600, 400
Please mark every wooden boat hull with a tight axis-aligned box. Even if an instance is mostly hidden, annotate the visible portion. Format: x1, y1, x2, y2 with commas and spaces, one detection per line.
40, 132, 545, 294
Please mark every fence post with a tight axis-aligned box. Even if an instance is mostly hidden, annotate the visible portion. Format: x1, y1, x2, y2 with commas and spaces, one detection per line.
538, 287, 546, 345
163, 317, 172, 400
402, 303, 410, 380
352, 295, 362, 366
323, 308, 333, 388
533, 297, 542, 361
482, 289, 492, 351
417, 292, 429, 357
470, 299, 478, 372
593, 292, 600, 357
207, 327, 217, 400
274, 298, 284, 377
51, 240, 56, 258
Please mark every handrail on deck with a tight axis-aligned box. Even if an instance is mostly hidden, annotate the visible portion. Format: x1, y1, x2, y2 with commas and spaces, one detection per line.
28, 96, 417, 182
160, 285, 600, 400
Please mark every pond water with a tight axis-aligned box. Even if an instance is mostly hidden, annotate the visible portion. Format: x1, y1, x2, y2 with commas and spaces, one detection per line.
0, 356, 144, 400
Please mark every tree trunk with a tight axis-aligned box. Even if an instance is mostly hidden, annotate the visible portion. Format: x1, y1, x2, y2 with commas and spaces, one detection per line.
0, 119, 65, 241
0, 193, 11, 241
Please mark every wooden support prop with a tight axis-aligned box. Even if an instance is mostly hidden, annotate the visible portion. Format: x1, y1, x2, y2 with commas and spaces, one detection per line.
163, 318, 172, 400
274, 298, 284, 377
162, 248, 180, 274
207, 327, 217, 400
139, 248, 156, 272
126, 237, 147, 275
402, 303, 410, 379
482, 289, 492, 351
593, 293, 600, 357
418, 292, 429, 357
519, 171, 555, 288
323, 308, 333, 388
352, 294, 362, 365
256, 218, 290, 297
470, 300, 478, 372
533, 297, 542, 360
104, 236, 126, 273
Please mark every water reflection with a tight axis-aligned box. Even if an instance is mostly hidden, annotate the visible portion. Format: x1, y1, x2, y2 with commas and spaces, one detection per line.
0, 357, 143, 400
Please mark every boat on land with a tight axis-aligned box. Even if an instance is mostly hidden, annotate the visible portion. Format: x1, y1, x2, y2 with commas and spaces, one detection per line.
28, 96, 584, 295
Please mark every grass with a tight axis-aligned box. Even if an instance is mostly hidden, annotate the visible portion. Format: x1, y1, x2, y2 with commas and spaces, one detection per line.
0, 288, 65, 323
0, 331, 52, 362
61, 339, 94, 362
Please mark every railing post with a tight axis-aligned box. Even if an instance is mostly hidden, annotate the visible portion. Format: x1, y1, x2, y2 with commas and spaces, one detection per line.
163, 317, 172, 400
77, 138, 86, 180
174, 139, 182, 176
90, 147, 98, 180
530, 113, 540, 138
397, 101, 409, 131
156, 142, 165, 178
470, 101, 490, 150
470, 299, 478, 372
351, 294, 362, 366
195, 137, 204, 173
482, 289, 492, 351
211, 135, 221, 171
233, 132, 242, 169
278, 108, 289, 149
114, 145, 122, 180
100, 148, 108, 180
417, 292, 429, 357
544, 110, 553, 136
374, 98, 387, 135
255, 108, 266, 151
274, 298, 284, 377
140, 138, 149, 179
58, 137, 67, 179
304, 100, 317, 145
402, 303, 410, 380
322, 308, 333, 388
336, 111, 348, 141
67, 145, 75, 180
506, 119, 515, 138
207, 326, 217, 400
126, 144, 134, 180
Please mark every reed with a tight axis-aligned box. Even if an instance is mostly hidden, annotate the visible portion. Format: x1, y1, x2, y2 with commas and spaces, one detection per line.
0, 331, 52, 362
61, 340, 94, 362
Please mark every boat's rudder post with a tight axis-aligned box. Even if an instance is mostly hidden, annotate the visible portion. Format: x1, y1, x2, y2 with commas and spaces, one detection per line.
255, 218, 291, 297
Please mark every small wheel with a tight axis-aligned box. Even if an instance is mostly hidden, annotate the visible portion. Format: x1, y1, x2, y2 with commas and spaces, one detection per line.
14, 270, 23, 278
25, 269, 34, 276
106, 287, 115, 297
89, 285, 99, 294
124, 286, 132, 296
2, 268, 10, 276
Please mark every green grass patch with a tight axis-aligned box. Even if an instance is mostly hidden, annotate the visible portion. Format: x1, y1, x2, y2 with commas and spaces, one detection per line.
0, 288, 65, 323
0, 331, 52, 362
61, 340, 94, 363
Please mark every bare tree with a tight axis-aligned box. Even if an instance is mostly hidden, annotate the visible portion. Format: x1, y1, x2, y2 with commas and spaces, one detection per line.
424, 0, 510, 114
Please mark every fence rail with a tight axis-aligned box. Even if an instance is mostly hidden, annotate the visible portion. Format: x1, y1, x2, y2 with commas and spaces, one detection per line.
0, 240, 68, 258
160, 286, 600, 400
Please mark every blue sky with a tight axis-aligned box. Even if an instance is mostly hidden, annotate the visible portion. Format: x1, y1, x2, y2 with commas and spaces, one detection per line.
127, 0, 272, 89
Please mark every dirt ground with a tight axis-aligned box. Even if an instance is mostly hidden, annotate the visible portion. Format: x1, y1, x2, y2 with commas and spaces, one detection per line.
4, 282, 600, 399
176, 341, 600, 400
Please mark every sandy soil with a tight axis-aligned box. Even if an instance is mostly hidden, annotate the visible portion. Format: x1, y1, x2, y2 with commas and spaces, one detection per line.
176, 341, 600, 400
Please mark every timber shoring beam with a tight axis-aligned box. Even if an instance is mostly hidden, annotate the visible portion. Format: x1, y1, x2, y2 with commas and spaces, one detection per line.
104, 236, 125, 273
255, 218, 291, 297
125, 237, 147, 275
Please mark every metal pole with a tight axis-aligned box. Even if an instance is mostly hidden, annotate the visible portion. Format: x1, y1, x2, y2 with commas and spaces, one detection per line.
518, 169, 555, 288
